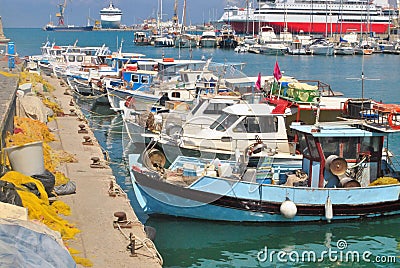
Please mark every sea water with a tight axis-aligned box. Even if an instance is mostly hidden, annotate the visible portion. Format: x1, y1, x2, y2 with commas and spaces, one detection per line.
4, 28, 400, 267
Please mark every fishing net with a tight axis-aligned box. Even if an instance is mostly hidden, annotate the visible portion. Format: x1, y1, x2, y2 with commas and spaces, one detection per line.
54, 171, 71, 186
19, 71, 55, 93
369, 177, 400, 186
0, 171, 80, 240
4, 116, 77, 173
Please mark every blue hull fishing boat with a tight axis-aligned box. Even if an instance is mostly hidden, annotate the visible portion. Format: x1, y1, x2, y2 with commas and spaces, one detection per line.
129, 109, 400, 222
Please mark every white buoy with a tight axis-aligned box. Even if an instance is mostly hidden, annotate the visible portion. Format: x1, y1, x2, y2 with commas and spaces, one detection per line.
325, 196, 333, 223
280, 198, 297, 219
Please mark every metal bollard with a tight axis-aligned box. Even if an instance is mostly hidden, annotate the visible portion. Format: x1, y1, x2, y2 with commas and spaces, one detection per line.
82, 136, 93, 146
90, 156, 104, 168
69, 108, 77, 116
78, 124, 88, 134
129, 233, 136, 257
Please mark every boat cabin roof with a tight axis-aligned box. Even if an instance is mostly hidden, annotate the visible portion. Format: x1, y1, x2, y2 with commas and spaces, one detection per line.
222, 103, 276, 116
291, 123, 385, 137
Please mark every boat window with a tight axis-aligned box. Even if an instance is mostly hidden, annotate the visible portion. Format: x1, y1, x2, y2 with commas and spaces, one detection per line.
68, 55, 75, 62
297, 133, 308, 156
342, 137, 358, 159
190, 99, 204, 115
141, 76, 149, 84
360, 136, 381, 160
259, 116, 278, 133
131, 74, 139, 83
210, 114, 240, 132
76, 55, 84, 62
171, 92, 181, 98
241, 116, 261, 133
203, 103, 231, 115
233, 118, 246, 133
210, 113, 228, 129
182, 74, 189, 83
306, 135, 320, 159
320, 137, 341, 158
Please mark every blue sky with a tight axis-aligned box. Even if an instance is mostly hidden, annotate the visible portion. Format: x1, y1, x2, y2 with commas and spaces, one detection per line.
0, 0, 228, 28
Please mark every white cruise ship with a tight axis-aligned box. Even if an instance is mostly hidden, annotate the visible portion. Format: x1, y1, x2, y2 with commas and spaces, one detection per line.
100, 1, 122, 29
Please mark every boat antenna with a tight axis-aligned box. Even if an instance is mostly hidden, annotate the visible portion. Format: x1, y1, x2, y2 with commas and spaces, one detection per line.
346, 54, 379, 115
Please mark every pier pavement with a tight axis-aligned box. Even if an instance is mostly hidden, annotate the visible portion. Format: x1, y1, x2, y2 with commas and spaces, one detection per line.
0, 60, 162, 267
46, 75, 162, 267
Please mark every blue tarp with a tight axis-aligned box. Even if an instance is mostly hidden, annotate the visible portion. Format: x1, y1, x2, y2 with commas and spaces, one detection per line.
0, 220, 76, 268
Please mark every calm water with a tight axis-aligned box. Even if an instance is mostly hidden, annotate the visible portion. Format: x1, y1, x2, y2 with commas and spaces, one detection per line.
5, 28, 400, 267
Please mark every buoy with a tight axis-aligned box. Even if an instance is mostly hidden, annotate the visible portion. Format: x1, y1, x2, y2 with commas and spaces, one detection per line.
325, 196, 333, 223
280, 198, 297, 219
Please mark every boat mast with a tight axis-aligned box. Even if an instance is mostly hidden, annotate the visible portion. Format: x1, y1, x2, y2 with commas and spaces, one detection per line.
246, 0, 249, 35
173, 0, 179, 32
180, 0, 187, 34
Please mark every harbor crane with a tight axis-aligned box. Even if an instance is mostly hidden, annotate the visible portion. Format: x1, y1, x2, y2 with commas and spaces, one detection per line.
56, 0, 71, 26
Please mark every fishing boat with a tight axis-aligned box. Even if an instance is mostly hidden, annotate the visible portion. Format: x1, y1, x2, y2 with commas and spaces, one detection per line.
105, 58, 206, 110
215, 0, 394, 35
120, 60, 252, 146
218, 25, 238, 49
122, 96, 242, 146
174, 34, 197, 49
129, 115, 400, 222
309, 39, 334, 56
133, 32, 151, 46
153, 36, 175, 47
334, 42, 356, 55
287, 39, 308, 55
199, 31, 218, 48
146, 103, 303, 171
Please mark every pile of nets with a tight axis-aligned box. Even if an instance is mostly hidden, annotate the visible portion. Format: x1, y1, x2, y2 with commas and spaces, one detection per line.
0, 171, 79, 240
19, 71, 55, 93
369, 177, 400, 186
5, 116, 77, 172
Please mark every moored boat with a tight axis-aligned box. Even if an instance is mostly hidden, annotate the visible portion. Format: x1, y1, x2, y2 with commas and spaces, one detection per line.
129, 116, 400, 222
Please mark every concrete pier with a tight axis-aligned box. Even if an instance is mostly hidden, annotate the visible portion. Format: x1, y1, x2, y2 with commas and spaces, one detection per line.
46, 76, 162, 267
0, 60, 162, 267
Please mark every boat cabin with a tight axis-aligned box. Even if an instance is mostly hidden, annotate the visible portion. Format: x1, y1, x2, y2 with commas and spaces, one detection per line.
291, 123, 388, 189
182, 103, 291, 154
122, 66, 157, 90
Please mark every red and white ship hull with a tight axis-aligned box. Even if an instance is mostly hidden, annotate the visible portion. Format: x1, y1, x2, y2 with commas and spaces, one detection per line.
215, 1, 393, 35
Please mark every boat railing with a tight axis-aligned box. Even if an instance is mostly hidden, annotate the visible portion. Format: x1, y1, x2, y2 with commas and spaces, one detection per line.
297, 79, 336, 96
177, 136, 293, 154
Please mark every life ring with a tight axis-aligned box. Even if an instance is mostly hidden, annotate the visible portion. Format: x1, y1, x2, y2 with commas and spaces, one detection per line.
388, 112, 400, 130
246, 135, 267, 156
125, 96, 135, 108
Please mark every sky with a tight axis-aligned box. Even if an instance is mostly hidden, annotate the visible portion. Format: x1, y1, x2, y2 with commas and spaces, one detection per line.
0, 0, 230, 28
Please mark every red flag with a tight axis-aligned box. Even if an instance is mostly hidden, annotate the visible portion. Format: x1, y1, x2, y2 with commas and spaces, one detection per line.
273, 61, 282, 81
255, 72, 261, 90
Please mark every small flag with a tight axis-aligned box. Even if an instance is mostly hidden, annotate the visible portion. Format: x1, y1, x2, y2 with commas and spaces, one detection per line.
255, 72, 261, 90
273, 61, 282, 81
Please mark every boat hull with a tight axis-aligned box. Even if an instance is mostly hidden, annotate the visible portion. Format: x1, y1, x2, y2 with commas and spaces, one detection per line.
100, 19, 121, 29
44, 25, 93, 32
227, 21, 390, 35
199, 39, 217, 48
129, 157, 400, 222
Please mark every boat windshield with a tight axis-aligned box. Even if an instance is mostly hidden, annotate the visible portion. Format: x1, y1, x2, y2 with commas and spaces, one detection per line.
210, 113, 240, 132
